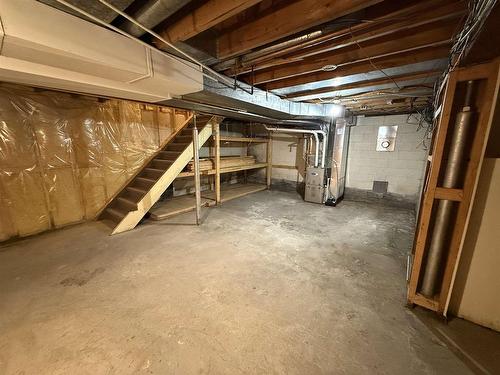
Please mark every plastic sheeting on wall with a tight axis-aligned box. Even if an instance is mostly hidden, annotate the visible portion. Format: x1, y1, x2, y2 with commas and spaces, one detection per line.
0, 84, 191, 241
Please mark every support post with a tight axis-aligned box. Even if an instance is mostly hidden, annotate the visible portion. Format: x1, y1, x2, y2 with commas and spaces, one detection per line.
214, 121, 221, 204
266, 132, 273, 189
193, 116, 201, 225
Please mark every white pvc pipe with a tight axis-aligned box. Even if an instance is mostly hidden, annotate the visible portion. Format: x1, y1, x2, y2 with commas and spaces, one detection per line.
317, 130, 327, 169
264, 126, 322, 167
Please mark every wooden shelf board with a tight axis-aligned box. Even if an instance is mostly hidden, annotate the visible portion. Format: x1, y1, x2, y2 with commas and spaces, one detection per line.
220, 163, 268, 173
177, 169, 216, 178
219, 136, 268, 143
203, 183, 267, 203
149, 194, 216, 220
149, 183, 267, 220
176, 163, 268, 178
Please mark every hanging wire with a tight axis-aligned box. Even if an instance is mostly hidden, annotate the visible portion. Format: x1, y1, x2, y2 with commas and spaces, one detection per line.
415, 0, 498, 150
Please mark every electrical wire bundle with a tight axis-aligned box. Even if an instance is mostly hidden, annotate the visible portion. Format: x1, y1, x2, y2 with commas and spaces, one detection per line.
434, 0, 498, 108
420, 0, 498, 149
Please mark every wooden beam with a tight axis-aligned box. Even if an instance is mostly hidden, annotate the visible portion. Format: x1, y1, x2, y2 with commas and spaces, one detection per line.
285, 70, 441, 99
219, 136, 268, 143
407, 69, 459, 305
346, 98, 430, 109
192, 126, 202, 225
250, 21, 456, 85
266, 134, 272, 189
216, 0, 383, 59
264, 45, 451, 90
434, 187, 464, 201
225, 0, 464, 76
214, 122, 221, 205
347, 103, 430, 113
157, 0, 262, 44
439, 60, 500, 315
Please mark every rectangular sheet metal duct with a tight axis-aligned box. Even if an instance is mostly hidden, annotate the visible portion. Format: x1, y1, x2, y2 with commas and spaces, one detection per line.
0, 0, 203, 102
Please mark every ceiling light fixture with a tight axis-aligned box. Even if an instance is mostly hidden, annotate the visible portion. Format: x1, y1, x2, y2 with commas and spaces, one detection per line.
321, 64, 338, 72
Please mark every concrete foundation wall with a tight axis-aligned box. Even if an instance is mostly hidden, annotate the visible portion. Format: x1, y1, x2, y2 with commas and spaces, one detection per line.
346, 114, 429, 204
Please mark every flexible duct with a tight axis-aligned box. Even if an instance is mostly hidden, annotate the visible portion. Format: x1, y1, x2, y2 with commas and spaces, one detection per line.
119, 0, 189, 37
419, 80, 475, 297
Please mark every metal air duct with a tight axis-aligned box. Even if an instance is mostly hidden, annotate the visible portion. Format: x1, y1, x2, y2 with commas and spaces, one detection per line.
419, 80, 475, 297
119, 0, 190, 37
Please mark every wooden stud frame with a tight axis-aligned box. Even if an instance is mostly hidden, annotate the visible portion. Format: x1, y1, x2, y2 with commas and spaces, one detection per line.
214, 122, 221, 204
407, 58, 500, 315
266, 133, 273, 189
211, 124, 273, 203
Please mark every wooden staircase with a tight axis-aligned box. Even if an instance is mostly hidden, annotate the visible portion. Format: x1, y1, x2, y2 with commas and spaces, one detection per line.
101, 114, 222, 234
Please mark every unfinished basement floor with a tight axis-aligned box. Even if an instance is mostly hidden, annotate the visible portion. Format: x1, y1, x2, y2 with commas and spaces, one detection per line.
0, 190, 473, 374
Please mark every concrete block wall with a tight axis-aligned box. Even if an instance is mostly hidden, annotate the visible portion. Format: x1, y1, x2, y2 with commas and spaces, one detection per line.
346, 114, 429, 202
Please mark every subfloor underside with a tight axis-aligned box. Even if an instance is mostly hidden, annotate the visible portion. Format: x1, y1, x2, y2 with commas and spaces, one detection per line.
0, 190, 474, 374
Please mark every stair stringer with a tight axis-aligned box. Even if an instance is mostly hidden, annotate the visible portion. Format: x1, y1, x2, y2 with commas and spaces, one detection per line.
110, 122, 214, 235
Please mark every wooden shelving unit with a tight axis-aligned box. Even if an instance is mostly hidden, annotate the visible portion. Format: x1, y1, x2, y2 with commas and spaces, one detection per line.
150, 124, 273, 220
176, 162, 268, 178
149, 183, 267, 221
176, 125, 272, 203
219, 136, 268, 143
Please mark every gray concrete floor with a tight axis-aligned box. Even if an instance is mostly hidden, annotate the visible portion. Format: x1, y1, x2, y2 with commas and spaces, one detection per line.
0, 190, 473, 374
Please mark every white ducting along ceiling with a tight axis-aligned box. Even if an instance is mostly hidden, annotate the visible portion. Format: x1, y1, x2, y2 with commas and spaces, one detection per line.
0, 0, 203, 102
0, 0, 343, 123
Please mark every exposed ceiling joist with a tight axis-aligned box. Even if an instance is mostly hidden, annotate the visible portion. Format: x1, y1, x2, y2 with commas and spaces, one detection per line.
36, 0, 470, 116
264, 45, 452, 90
223, 0, 465, 77
216, 0, 384, 59
157, 0, 262, 45
249, 21, 455, 85
285, 70, 441, 100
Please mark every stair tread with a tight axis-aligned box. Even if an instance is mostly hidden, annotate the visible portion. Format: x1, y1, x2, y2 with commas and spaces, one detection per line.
107, 207, 127, 217
126, 186, 148, 193
136, 176, 156, 183
102, 116, 219, 233
153, 159, 172, 163
143, 168, 166, 176
117, 197, 137, 204
145, 167, 164, 172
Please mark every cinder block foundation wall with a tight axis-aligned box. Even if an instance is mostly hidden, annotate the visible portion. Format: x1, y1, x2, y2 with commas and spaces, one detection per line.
345, 114, 429, 207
